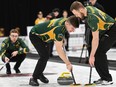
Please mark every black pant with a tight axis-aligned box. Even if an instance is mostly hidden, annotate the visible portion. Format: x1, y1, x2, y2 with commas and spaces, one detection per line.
2, 54, 26, 71
65, 31, 70, 51
95, 23, 116, 81
29, 32, 49, 79
49, 41, 54, 56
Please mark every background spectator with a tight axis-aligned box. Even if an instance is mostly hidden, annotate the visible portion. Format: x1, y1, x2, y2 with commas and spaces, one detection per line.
46, 8, 60, 20
35, 11, 46, 25
0, 28, 5, 37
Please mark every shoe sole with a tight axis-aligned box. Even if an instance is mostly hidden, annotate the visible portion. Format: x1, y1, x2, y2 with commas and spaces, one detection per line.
102, 82, 113, 85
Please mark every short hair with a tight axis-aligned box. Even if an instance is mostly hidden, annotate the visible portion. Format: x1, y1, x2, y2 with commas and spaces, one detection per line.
52, 8, 60, 13
67, 15, 80, 28
10, 29, 19, 35
38, 11, 43, 15
63, 10, 68, 13
70, 1, 85, 11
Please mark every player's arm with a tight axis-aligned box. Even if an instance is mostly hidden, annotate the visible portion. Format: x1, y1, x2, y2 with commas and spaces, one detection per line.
54, 26, 72, 71
0, 42, 7, 58
87, 14, 99, 66
0, 42, 9, 62
18, 38, 29, 55
54, 40, 72, 71
89, 31, 99, 66
54, 40, 71, 65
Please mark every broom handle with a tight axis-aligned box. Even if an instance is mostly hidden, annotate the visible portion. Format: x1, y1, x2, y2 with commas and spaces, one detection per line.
89, 67, 92, 84
0, 56, 12, 71
0, 61, 9, 71
71, 70, 77, 84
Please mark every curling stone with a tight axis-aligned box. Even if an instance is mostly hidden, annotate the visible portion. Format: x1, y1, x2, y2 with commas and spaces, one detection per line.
57, 72, 73, 85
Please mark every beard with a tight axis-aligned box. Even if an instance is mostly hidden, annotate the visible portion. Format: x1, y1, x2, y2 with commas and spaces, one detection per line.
80, 12, 85, 20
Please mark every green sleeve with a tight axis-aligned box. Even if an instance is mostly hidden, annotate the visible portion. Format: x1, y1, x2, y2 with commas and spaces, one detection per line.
0, 42, 7, 58
55, 33, 64, 41
87, 14, 99, 32
18, 38, 29, 54
54, 27, 64, 41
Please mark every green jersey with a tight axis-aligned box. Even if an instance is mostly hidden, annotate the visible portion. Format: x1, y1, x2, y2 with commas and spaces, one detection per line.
86, 6, 115, 35
30, 18, 67, 43
0, 38, 29, 58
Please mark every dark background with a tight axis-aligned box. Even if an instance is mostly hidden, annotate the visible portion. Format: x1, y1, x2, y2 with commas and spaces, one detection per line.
0, 0, 115, 36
